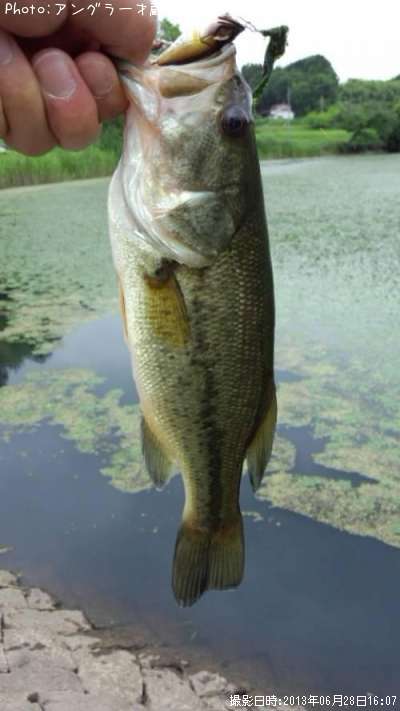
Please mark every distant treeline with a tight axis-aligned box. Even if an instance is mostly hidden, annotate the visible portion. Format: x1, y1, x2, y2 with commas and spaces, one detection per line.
242, 55, 400, 153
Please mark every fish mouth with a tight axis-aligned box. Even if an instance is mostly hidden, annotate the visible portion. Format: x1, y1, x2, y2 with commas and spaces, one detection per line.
116, 41, 239, 105
117, 43, 236, 76
115, 15, 244, 98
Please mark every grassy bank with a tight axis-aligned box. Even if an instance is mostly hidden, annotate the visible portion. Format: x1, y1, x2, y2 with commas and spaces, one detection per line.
0, 119, 351, 188
0, 145, 118, 189
255, 119, 351, 158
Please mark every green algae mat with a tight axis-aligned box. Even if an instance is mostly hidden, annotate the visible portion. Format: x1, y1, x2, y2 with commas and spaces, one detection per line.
1, 155, 399, 547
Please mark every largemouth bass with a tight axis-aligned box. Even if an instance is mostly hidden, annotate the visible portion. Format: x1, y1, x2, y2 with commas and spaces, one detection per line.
108, 17, 278, 606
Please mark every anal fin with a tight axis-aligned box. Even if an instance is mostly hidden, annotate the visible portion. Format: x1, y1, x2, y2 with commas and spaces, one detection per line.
141, 416, 172, 490
246, 382, 278, 492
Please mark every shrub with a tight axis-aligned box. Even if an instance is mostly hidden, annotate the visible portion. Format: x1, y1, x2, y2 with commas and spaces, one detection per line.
342, 127, 383, 153
305, 105, 341, 129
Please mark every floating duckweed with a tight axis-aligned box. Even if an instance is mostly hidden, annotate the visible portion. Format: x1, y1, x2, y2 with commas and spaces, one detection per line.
243, 511, 264, 523
0, 368, 150, 494
1, 156, 400, 548
0, 180, 118, 357
258, 338, 400, 548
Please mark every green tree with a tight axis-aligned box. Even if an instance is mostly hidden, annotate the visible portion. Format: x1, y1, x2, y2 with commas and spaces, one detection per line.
336, 78, 400, 152
256, 54, 339, 116
343, 127, 383, 153
159, 18, 182, 42
241, 63, 263, 91
339, 78, 400, 105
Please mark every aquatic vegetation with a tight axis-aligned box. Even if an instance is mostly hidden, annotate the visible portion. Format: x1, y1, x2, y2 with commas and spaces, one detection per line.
1, 345, 399, 548
0, 180, 118, 357
0, 368, 150, 495
257, 345, 400, 547
255, 154, 400, 547
0, 544, 13, 554
1, 155, 399, 551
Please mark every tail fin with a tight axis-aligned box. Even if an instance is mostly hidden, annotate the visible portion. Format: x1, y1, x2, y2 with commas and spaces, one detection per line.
207, 519, 245, 591
172, 516, 244, 607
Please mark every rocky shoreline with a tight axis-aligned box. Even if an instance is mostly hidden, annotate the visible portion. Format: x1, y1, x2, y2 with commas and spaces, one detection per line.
0, 569, 237, 711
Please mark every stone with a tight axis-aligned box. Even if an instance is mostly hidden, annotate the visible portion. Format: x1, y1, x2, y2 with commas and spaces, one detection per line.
41, 690, 144, 711
62, 633, 99, 653
138, 652, 161, 669
75, 647, 143, 706
26, 588, 56, 611
4, 608, 90, 638
0, 570, 18, 588
0, 569, 243, 711
189, 670, 229, 697
204, 695, 231, 711
7, 646, 76, 673
5, 626, 66, 653
144, 668, 204, 711
0, 588, 27, 609
0, 656, 82, 694
0, 643, 9, 673
0, 694, 40, 711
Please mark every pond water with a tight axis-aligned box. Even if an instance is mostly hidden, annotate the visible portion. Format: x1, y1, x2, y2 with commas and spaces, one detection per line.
0, 156, 399, 697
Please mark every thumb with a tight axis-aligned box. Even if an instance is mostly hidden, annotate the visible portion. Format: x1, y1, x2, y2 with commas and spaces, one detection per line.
68, 1, 157, 63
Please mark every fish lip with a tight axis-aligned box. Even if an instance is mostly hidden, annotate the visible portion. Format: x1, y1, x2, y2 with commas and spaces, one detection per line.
177, 42, 237, 70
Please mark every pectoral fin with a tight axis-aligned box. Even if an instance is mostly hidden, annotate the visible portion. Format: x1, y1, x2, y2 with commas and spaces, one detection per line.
144, 270, 190, 348
141, 416, 172, 490
118, 278, 128, 342
246, 382, 277, 492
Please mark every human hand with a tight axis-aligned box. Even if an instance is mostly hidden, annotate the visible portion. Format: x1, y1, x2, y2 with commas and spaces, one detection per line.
0, 1, 156, 154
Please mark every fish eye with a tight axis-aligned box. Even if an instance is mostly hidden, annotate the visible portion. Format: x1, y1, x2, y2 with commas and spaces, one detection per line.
221, 107, 249, 138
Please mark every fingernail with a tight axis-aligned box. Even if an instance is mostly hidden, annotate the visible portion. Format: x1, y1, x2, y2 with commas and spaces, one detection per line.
33, 51, 77, 99
0, 29, 13, 65
80, 61, 115, 98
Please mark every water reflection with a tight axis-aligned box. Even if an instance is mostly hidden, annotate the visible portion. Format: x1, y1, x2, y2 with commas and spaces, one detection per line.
281, 425, 377, 488
4, 309, 276, 607
0, 337, 51, 387
1, 420, 400, 696
0, 288, 52, 386
5, 312, 136, 401
0, 313, 394, 614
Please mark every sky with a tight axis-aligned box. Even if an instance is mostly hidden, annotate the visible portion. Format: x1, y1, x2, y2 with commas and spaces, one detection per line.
155, 0, 400, 83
